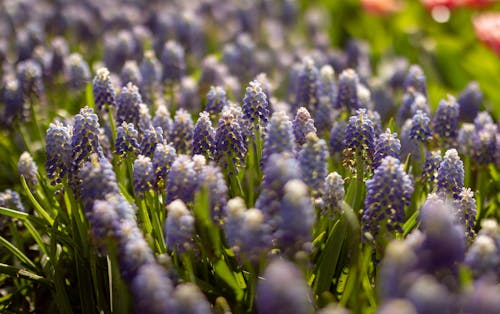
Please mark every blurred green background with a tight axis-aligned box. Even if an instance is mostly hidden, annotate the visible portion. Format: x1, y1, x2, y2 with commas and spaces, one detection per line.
301, 0, 500, 119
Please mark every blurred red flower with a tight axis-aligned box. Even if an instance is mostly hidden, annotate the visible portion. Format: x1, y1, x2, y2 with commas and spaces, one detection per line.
473, 12, 500, 55
422, 0, 497, 10
361, 0, 403, 15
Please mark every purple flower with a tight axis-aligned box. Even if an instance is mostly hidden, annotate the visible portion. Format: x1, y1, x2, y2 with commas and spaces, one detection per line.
179, 77, 200, 112
161, 40, 185, 84
18, 151, 38, 188
66, 53, 90, 90
465, 235, 499, 278
168, 283, 211, 314
214, 110, 247, 172
120, 60, 142, 87
294, 57, 319, 113
116, 82, 143, 126
170, 109, 194, 155
46, 121, 72, 185
0, 189, 25, 229
293, 107, 317, 149
199, 164, 227, 224
362, 156, 414, 239
461, 279, 500, 314
139, 50, 162, 102
298, 132, 329, 194
277, 180, 315, 253
2, 78, 25, 126
322, 172, 345, 218
152, 105, 172, 140
262, 111, 295, 166
343, 109, 375, 174
205, 86, 228, 119
165, 199, 195, 254
473, 124, 497, 165
409, 110, 432, 143
256, 259, 314, 314
405, 275, 452, 314
474, 111, 494, 130
78, 154, 120, 211
432, 96, 459, 141
133, 155, 155, 198
437, 149, 464, 199
336, 69, 359, 111
92, 67, 116, 113
140, 126, 164, 158
373, 129, 401, 170
115, 122, 140, 159
49, 37, 68, 77
453, 187, 477, 241
457, 82, 482, 122
403, 65, 427, 97
166, 155, 198, 205
192, 112, 215, 160
328, 120, 347, 156
242, 80, 270, 127
458, 123, 476, 156
131, 263, 173, 314
422, 150, 441, 187
17, 59, 44, 103
152, 143, 177, 191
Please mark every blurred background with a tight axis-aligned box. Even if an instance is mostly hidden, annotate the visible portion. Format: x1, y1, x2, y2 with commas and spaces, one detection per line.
300, 0, 500, 118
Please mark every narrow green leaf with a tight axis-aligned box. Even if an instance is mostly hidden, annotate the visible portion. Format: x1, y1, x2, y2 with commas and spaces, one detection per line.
0, 206, 29, 220
0, 235, 39, 272
214, 258, 244, 301
0, 263, 51, 286
20, 176, 54, 226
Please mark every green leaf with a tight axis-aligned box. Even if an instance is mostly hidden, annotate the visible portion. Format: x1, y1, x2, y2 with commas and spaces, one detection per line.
20, 176, 54, 226
214, 258, 244, 301
0, 235, 39, 273
0, 206, 29, 220
0, 263, 51, 286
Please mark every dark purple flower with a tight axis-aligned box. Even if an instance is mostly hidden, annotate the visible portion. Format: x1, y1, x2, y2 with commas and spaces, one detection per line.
328, 120, 347, 156
165, 199, 195, 254
403, 65, 427, 97
66, 53, 90, 90
437, 149, 464, 199
294, 57, 319, 113
214, 110, 247, 172
46, 121, 72, 185
457, 82, 482, 122
92, 67, 116, 113
161, 40, 185, 84
293, 107, 317, 149
410, 110, 432, 143
256, 259, 314, 314
343, 108, 376, 174
422, 150, 441, 187
140, 126, 164, 158
120, 60, 142, 87
166, 155, 198, 205
262, 111, 295, 166
2, 78, 26, 125
71, 107, 103, 170
198, 164, 228, 224
133, 155, 155, 198
116, 82, 142, 126
17, 59, 44, 103
298, 132, 329, 194
192, 112, 215, 160
373, 129, 401, 170
152, 143, 177, 191
170, 109, 194, 155
242, 80, 270, 127
205, 86, 228, 119
336, 69, 359, 111
362, 156, 414, 238
115, 122, 140, 159
432, 96, 459, 141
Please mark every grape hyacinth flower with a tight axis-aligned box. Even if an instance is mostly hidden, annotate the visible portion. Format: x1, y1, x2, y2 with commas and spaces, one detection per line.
133, 155, 155, 198
405, 275, 452, 314
457, 82, 482, 122
363, 156, 414, 239
432, 96, 459, 142
322, 172, 345, 217
457, 123, 476, 156
192, 112, 215, 160
66, 53, 90, 90
474, 111, 494, 130
261, 111, 295, 166
115, 122, 140, 159
277, 180, 315, 253
71, 107, 103, 182
79, 155, 120, 213
2, 78, 26, 126
120, 60, 142, 87
18, 151, 38, 188
242, 80, 270, 128
436, 149, 464, 199
465, 234, 500, 278
293, 107, 317, 149
256, 153, 302, 233
169, 283, 212, 314
205, 86, 227, 119
140, 50, 162, 103
397, 89, 419, 126
418, 193, 466, 272
256, 259, 314, 314
214, 110, 247, 172
409, 110, 432, 143
343, 108, 376, 174
473, 123, 497, 165
199, 164, 228, 224
373, 129, 401, 169
422, 150, 441, 187
403, 65, 427, 97
46, 121, 72, 185
165, 199, 195, 255
454, 187, 477, 242
152, 143, 177, 191
166, 155, 198, 205
17, 59, 44, 103
152, 105, 172, 140
92, 67, 116, 113
317, 65, 337, 107
294, 56, 319, 113
116, 82, 142, 126
161, 40, 185, 84
170, 109, 194, 155
328, 120, 347, 156
140, 126, 164, 158
461, 279, 500, 314
131, 263, 173, 314
336, 68, 360, 111
298, 132, 329, 194
0, 190, 25, 229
